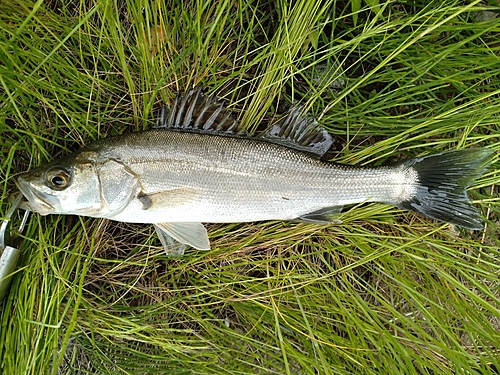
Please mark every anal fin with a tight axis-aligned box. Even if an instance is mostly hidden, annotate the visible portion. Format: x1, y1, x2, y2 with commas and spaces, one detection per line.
297, 206, 343, 224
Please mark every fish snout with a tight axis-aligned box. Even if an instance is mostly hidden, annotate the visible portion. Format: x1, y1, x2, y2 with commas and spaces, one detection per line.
14, 175, 56, 216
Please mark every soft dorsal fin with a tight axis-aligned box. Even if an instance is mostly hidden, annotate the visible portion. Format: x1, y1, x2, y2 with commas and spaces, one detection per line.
258, 106, 333, 157
154, 88, 240, 133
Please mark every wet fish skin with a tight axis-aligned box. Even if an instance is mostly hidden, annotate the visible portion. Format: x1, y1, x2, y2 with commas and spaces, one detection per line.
16, 130, 401, 221
15, 90, 494, 251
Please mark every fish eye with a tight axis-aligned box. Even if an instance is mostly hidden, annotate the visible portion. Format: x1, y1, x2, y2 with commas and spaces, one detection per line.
46, 167, 72, 190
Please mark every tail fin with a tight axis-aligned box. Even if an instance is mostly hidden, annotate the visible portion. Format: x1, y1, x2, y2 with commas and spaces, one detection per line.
398, 149, 494, 230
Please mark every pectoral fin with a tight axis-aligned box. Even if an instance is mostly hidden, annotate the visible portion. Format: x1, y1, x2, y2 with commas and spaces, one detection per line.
297, 206, 343, 224
154, 222, 210, 251
138, 188, 200, 210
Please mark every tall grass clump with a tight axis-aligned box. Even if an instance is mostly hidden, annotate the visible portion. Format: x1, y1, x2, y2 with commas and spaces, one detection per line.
1, 0, 499, 374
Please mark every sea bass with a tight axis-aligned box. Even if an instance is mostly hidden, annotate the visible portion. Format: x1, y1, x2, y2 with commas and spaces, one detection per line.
15, 89, 493, 254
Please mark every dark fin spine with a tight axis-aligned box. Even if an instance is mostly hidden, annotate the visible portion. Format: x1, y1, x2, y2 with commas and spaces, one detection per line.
156, 88, 240, 133
184, 89, 200, 127
399, 149, 494, 230
204, 101, 223, 130
154, 103, 169, 129
171, 94, 181, 127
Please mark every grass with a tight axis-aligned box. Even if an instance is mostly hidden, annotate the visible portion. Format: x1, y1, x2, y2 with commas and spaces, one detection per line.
1, 0, 500, 374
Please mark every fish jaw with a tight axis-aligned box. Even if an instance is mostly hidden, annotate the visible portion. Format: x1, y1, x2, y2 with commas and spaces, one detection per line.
15, 175, 58, 216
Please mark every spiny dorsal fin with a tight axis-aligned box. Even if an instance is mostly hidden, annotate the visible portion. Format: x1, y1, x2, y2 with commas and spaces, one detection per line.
258, 106, 333, 157
154, 88, 240, 133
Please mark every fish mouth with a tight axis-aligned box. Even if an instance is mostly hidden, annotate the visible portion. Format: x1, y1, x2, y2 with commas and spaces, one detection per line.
15, 176, 57, 216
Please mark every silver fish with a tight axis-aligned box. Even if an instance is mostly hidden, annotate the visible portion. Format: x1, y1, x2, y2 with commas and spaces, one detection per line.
15, 89, 493, 254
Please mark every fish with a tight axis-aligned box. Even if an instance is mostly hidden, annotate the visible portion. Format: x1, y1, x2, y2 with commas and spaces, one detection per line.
15, 89, 494, 254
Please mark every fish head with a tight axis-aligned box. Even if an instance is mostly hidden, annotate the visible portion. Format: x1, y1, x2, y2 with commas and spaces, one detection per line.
15, 152, 103, 216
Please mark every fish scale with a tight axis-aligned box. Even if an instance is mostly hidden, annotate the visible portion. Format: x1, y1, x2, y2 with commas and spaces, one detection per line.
89, 129, 397, 224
